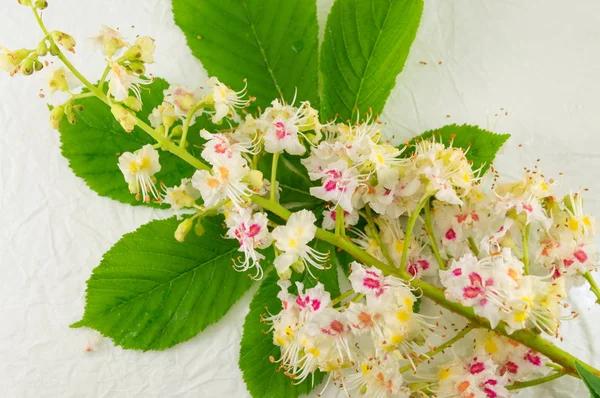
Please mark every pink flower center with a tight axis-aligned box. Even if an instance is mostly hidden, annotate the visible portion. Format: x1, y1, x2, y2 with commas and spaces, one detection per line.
274, 121, 288, 140
247, 223, 261, 238
525, 350, 542, 366
469, 361, 485, 374
574, 249, 588, 263
445, 228, 457, 241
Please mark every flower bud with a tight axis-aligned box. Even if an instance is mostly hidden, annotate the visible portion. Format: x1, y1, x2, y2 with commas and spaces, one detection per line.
291, 259, 305, 274
63, 102, 77, 125
123, 96, 142, 112
127, 61, 145, 75
277, 268, 292, 280
47, 67, 71, 93
123, 37, 155, 64
170, 125, 183, 137
244, 169, 264, 190
34, 0, 48, 9
34, 60, 43, 72
49, 105, 64, 129
194, 221, 205, 237
49, 43, 60, 56
36, 41, 48, 56
175, 218, 194, 242
111, 104, 137, 132
0, 48, 30, 74
20, 56, 35, 76
50, 31, 76, 53
17, 0, 32, 5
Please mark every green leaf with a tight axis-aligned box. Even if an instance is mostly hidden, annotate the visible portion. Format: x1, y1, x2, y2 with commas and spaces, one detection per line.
576, 362, 600, 398
59, 77, 209, 208
239, 240, 340, 397
320, 0, 423, 121
172, 0, 320, 111
71, 216, 256, 350
408, 124, 510, 175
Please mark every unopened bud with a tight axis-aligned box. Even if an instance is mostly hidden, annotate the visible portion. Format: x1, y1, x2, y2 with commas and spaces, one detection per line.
49, 105, 64, 129
17, 0, 32, 6
123, 96, 142, 112
63, 102, 77, 125
175, 218, 194, 242
49, 43, 60, 56
277, 268, 292, 280
170, 125, 183, 137
47, 68, 71, 93
244, 169, 264, 190
20, 57, 35, 76
34, 0, 48, 9
37, 41, 48, 56
50, 31, 76, 53
110, 104, 136, 132
127, 61, 145, 75
34, 60, 43, 72
194, 221, 205, 237
291, 259, 305, 274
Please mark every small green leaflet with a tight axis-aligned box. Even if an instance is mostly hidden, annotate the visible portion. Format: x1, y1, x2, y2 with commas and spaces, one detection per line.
71, 216, 256, 350
576, 362, 600, 398
407, 124, 510, 175
172, 0, 320, 112
239, 241, 341, 398
59, 78, 210, 208
320, 0, 424, 122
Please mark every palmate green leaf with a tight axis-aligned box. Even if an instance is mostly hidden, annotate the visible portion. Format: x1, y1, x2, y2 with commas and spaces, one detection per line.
407, 124, 510, 175
172, 0, 320, 112
59, 78, 209, 208
576, 362, 600, 398
239, 240, 341, 398
71, 216, 256, 350
320, 0, 423, 122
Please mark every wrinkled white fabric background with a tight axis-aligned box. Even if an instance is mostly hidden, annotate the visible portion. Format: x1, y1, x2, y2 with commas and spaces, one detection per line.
1, 0, 599, 397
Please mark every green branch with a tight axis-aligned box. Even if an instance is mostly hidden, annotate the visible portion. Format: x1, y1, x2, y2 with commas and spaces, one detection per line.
423, 200, 445, 270
582, 272, 600, 304
506, 370, 568, 390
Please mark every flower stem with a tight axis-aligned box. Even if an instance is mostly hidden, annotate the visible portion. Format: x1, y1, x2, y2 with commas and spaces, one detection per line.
365, 206, 395, 267
506, 369, 568, 390
331, 289, 354, 306
423, 200, 445, 270
522, 223, 531, 275
180, 102, 204, 148
270, 152, 280, 203
399, 195, 430, 277
399, 324, 475, 373
468, 237, 480, 257
582, 272, 600, 304
98, 64, 111, 91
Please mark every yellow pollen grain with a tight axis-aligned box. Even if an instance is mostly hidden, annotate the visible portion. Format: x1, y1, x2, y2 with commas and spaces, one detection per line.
568, 218, 579, 232
396, 310, 410, 323
307, 347, 320, 357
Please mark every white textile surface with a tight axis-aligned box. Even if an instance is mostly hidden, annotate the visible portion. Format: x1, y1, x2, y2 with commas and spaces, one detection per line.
1, 0, 599, 397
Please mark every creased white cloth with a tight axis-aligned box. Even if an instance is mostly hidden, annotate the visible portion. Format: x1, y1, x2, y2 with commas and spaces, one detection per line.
0, 0, 599, 397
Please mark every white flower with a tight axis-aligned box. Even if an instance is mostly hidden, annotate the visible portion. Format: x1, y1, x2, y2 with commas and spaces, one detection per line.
344, 357, 410, 398
191, 157, 250, 208
117, 144, 161, 202
148, 102, 177, 129
271, 210, 327, 274
321, 208, 359, 230
437, 356, 510, 398
47, 67, 78, 94
440, 250, 522, 328
90, 25, 127, 57
226, 208, 272, 279
309, 159, 361, 212
107, 61, 150, 102
199, 129, 253, 166
204, 77, 250, 123
261, 99, 320, 155
161, 178, 200, 215
124, 36, 155, 64
163, 84, 205, 120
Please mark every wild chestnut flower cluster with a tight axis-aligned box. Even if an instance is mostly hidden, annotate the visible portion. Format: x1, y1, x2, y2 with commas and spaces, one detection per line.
5, 3, 599, 395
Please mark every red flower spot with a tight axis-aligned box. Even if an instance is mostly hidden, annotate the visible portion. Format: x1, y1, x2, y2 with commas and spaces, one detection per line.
574, 250, 588, 263
469, 272, 483, 286
330, 320, 345, 334
247, 223, 261, 238
469, 362, 486, 374
445, 228, 457, 241
311, 299, 321, 311
418, 259, 430, 270
407, 264, 418, 276
525, 350, 542, 366
274, 121, 288, 139
563, 259, 574, 268
522, 203, 534, 212
504, 361, 519, 374
463, 286, 483, 299
452, 268, 463, 276
324, 180, 338, 192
